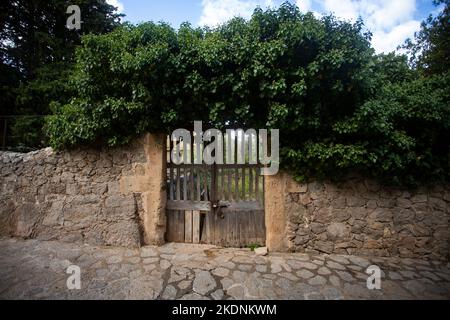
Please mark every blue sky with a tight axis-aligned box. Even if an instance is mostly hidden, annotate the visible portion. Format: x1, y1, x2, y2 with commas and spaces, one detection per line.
106, 0, 443, 53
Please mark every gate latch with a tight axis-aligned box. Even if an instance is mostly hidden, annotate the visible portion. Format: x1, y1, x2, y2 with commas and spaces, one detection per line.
212, 202, 229, 209
213, 202, 229, 219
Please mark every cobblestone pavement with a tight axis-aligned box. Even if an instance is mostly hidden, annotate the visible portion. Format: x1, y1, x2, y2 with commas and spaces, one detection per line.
0, 238, 449, 300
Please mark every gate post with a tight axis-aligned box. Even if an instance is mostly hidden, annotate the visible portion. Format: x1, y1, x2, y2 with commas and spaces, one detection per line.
142, 133, 167, 245
264, 173, 288, 251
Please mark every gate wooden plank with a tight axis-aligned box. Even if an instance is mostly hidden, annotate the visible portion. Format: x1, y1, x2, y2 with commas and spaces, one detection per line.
192, 210, 200, 243
227, 168, 232, 201
249, 167, 253, 200
240, 211, 247, 247
241, 167, 246, 200
227, 211, 238, 247
234, 167, 239, 201
176, 210, 185, 242
183, 168, 188, 201
184, 210, 192, 243
221, 168, 225, 200
249, 210, 256, 245
190, 166, 195, 201
255, 167, 260, 202
176, 167, 181, 200
196, 168, 201, 201
205, 209, 212, 243
203, 168, 209, 201
167, 200, 211, 211
169, 167, 174, 200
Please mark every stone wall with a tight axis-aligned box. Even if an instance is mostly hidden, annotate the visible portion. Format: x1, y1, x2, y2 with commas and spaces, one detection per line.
266, 172, 450, 261
287, 174, 450, 260
0, 134, 166, 248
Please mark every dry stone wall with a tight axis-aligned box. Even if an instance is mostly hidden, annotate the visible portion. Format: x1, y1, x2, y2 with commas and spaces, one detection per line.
281, 174, 450, 261
0, 134, 166, 248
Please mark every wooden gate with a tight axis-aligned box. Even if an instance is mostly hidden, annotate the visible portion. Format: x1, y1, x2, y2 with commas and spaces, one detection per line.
166, 162, 265, 247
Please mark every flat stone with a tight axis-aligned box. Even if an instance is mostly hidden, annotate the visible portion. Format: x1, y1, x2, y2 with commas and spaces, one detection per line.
389, 271, 404, 281
226, 284, 245, 299
329, 275, 341, 287
312, 259, 324, 266
308, 275, 327, 286
158, 259, 170, 269
400, 270, 418, 279
143, 264, 156, 272
280, 272, 299, 281
143, 257, 159, 264
254, 247, 268, 256
177, 280, 192, 290
256, 265, 267, 273
232, 255, 253, 264
348, 256, 370, 268
179, 293, 209, 300
304, 292, 324, 300
211, 289, 224, 300
238, 264, 253, 272
220, 278, 234, 290
294, 261, 318, 270
222, 261, 236, 269
347, 265, 363, 272
161, 285, 177, 299
328, 255, 350, 265
270, 263, 282, 273
296, 269, 315, 279
140, 247, 158, 258
326, 261, 346, 271
336, 271, 356, 282
169, 267, 191, 283
420, 271, 442, 281
322, 286, 344, 300
318, 267, 332, 275
127, 257, 141, 264
212, 267, 230, 278
193, 271, 216, 295
106, 255, 122, 264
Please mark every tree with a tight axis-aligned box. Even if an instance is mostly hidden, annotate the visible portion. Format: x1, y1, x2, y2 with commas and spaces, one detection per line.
403, 0, 449, 75
0, 0, 123, 150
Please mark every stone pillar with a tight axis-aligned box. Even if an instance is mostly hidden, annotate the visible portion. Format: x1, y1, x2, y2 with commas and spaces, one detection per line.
142, 133, 167, 245
264, 172, 287, 251
120, 133, 167, 245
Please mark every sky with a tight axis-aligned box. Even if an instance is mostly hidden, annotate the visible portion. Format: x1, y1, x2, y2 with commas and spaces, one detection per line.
106, 0, 444, 53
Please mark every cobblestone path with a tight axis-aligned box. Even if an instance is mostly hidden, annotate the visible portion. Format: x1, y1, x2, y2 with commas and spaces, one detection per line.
0, 238, 449, 300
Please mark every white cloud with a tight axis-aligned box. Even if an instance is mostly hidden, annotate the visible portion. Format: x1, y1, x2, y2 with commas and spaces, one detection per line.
198, 0, 422, 52
106, 0, 124, 13
296, 0, 312, 12
320, 0, 419, 52
372, 20, 421, 53
198, 0, 274, 26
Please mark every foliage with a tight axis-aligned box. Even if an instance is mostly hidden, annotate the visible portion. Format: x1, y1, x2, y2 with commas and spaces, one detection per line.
403, 0, 449, 75
46, 3, 449, 186
0, 0, 123, 149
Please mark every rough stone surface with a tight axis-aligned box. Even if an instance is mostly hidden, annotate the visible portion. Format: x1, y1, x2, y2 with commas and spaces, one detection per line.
1, 238, 449, 300
0, 134, 166, 248
278, 174, 450, 260
254, 247, 268, 256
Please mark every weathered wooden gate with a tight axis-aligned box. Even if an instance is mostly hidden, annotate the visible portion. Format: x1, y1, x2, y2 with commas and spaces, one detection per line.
166, 160, 265, 247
